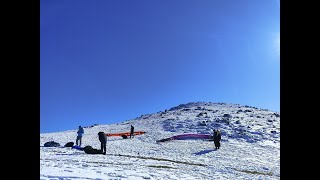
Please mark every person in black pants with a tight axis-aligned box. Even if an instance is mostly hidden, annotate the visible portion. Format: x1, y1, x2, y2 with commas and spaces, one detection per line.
130, 125, 135, 139
213, 129, 221, 149
98, 132, 107, 155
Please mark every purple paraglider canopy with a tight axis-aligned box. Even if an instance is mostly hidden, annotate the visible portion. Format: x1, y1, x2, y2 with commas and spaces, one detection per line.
156, 133, 213, 143
172, 134, 212, 140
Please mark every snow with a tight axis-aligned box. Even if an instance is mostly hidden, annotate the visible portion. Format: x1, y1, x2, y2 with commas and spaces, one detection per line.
40, 102, 280, 179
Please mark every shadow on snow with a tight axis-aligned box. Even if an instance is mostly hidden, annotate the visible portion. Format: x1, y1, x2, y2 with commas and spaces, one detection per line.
194, 149, 215, 155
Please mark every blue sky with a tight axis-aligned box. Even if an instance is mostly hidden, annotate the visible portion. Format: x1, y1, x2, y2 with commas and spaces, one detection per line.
40, 0, 280, 133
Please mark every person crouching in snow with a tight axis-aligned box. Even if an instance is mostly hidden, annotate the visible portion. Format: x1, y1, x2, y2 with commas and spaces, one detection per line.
98, 131, 107, 155
213, 129, 221, 149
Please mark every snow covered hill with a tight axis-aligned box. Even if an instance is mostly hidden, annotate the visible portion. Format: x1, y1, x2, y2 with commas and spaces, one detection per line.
40, 102, 280, 179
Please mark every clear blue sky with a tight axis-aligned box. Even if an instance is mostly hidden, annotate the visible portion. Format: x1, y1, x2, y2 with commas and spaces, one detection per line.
40, 0, 280, 133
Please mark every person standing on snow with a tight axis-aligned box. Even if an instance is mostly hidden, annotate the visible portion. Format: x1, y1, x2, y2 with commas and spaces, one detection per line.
213, 129, 221, 149
130, 125, 135, 138
98, 131, 107, 155
76, 126, 84, 147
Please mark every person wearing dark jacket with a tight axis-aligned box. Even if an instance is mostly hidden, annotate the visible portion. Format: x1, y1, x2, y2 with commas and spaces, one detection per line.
98, 131, 107, 155
130, 125, 134, 139
213, 129, 221, 149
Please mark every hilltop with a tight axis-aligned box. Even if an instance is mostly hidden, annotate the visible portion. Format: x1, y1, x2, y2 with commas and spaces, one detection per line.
40, 102, 280, 179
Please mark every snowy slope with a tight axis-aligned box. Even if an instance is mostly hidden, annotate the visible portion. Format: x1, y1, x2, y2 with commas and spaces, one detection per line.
40, 102, 280, 179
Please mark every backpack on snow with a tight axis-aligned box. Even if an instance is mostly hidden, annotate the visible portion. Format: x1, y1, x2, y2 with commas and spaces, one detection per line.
44, 141, 60, 147
64, 142, 74, 147
83, 145, 103, 154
